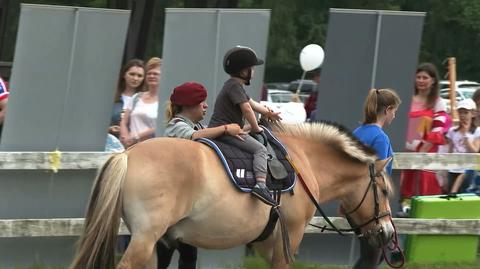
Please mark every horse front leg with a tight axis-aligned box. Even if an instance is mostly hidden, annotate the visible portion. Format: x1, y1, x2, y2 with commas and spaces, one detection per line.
270, 223, 306, 269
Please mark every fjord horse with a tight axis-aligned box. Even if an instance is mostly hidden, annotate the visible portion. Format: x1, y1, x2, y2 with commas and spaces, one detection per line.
70, 122, 394, 269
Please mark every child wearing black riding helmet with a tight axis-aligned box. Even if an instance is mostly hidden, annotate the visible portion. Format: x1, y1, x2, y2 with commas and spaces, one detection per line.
208, 46, 281, 206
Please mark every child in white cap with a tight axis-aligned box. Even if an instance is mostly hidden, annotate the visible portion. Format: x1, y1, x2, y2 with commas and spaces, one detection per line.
447, 98, 480, 193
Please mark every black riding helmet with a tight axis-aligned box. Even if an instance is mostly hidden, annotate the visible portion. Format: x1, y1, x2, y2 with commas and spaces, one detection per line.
223, 46, 264, 75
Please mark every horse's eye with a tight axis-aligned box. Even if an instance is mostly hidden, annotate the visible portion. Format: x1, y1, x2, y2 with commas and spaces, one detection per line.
382, 189, 388, 197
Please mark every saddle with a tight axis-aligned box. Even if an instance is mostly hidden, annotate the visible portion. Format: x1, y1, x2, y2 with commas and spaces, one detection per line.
196, 126, 296, 193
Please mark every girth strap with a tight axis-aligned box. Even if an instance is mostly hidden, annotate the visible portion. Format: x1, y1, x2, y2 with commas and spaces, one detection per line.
249, 191, 293, 264
250, 206, 279, 242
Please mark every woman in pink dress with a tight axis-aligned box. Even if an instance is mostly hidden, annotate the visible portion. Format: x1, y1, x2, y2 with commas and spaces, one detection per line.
400, 63, 450, 211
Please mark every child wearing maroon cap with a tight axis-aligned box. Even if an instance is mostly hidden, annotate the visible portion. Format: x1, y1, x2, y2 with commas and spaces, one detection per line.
208, 46, 281, 206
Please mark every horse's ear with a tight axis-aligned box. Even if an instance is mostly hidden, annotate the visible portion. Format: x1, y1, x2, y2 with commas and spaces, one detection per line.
375, 157, 392, 173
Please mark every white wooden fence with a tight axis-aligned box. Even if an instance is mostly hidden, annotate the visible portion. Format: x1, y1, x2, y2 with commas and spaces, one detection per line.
1, 152, 479, 238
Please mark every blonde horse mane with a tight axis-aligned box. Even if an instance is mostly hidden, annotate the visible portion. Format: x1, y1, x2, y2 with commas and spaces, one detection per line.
270, 121, 394, 195
274, 122, 376, 162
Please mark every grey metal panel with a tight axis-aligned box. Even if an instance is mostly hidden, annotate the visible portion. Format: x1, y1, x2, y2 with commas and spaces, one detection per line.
316, 9, 425, 152
373, 14, 425, 150
1, 5, 73, 151
313, 9, 425, 266
0, 4, 130, 268
315, 11, 376, 128
57, 8, 131, 150
157, 9, 270, 135
0, 4, 130, 151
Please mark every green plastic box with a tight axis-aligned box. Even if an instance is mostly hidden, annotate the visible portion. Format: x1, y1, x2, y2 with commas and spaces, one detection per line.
405, 193, 480, 263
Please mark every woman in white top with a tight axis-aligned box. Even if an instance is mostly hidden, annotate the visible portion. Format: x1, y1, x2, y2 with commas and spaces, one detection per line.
120, 57, 161, 148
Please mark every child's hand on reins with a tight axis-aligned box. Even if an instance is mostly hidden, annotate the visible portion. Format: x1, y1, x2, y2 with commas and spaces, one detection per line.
263, 106, 282, 121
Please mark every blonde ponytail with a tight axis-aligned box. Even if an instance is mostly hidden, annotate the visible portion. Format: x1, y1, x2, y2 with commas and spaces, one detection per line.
362, 88, 401, 124
164, 101, 182, 123
363, 89, 379, 124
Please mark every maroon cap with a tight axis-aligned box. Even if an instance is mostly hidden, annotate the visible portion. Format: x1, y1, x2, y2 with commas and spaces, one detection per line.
170, 82, 207, 106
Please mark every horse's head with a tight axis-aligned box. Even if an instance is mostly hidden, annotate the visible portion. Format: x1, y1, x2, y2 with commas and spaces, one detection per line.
340, 158, 394, 248
271, 121, 396, 248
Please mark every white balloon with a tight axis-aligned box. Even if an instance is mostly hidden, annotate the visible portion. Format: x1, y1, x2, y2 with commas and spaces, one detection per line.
299, 44, 325, 71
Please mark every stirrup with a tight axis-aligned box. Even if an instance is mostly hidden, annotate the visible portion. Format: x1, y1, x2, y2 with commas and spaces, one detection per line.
251, 187, 277, 206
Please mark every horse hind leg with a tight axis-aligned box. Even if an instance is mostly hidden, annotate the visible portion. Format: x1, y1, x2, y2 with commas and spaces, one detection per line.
117, 231, 161, 269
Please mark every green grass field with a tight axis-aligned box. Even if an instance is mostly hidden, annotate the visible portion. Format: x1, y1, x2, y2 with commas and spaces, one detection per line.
13, 256, 480, 269
233, 255, 480, 269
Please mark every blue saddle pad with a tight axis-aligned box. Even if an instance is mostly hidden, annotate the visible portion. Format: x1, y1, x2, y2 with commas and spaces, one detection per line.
196, 127, 296, 193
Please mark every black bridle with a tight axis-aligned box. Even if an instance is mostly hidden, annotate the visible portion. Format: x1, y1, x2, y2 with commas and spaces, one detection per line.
342, 163, 391, 236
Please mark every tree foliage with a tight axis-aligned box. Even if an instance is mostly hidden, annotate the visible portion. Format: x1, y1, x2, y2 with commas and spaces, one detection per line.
3, 0, 480, 82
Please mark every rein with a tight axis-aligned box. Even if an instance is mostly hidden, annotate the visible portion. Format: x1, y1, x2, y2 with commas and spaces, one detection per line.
287, 156, 389, 234
382, 217, 405, 268
286, 156, 347, 235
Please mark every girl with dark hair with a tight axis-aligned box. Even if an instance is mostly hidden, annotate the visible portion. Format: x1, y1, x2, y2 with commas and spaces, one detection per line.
109, 59, 145, 137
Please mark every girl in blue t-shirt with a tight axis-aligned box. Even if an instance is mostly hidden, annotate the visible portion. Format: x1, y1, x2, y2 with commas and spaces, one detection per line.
353, 88, 401, 175
352, 88, 401, 269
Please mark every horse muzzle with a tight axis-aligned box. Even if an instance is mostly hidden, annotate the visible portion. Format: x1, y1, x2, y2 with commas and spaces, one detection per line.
365, 221, 394, 248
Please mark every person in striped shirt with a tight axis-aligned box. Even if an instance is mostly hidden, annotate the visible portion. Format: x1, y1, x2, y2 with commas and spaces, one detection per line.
0, 76, 9, 140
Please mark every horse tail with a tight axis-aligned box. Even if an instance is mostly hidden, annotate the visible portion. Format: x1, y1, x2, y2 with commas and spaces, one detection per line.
70, 152, 128, 269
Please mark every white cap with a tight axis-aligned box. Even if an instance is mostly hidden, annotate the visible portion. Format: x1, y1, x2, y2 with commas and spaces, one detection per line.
456, 98, 477, 110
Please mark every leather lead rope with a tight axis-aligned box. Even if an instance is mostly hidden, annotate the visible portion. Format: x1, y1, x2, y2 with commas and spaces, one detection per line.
382, 217, 405, 268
